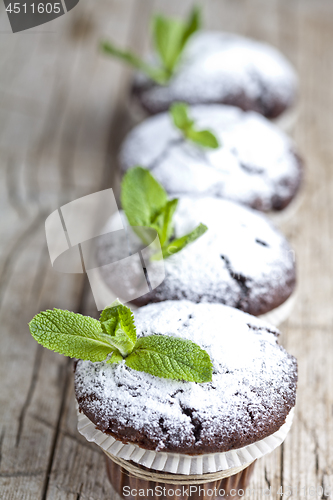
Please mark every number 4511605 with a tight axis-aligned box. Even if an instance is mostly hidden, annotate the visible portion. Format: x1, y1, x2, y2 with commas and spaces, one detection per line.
6, 3, 62, 13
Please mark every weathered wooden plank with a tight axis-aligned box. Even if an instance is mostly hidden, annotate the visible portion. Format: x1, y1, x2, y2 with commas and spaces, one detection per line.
281, 324, 333, 499
0, 229, 78, 499
1, 0, 333, 499
283, 0, 333, 329
279, 1, 333, 498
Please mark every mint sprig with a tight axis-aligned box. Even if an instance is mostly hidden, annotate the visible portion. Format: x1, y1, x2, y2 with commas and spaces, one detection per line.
152, 7, 200, 77
101, 7, 201, 84
29, 309, 115, 362
161, 222, 208, 259
29, 301, 213, 383
170, 102, 220, 149
101, 42, 170, 85
121, 167, 208, 258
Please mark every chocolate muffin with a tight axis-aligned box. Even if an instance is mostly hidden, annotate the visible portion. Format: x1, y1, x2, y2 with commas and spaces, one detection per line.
132, 32, 297, 119
75, 301, 297, 453
96, 196, 296, 318
120, 104, 303, 213
75, 301, 297, 499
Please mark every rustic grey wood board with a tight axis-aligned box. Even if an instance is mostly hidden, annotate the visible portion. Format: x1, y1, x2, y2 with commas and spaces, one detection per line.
0, 0, 332, 499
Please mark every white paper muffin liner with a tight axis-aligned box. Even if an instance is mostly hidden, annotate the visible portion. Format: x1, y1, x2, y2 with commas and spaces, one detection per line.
259, 287, 298, 326
77, 407, 294, 475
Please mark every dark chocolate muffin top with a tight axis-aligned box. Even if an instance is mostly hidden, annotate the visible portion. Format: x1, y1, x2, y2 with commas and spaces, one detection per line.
120, 105, 303, 212
132, 32, 297, 118
75, 301, 297, 455
96, 197, 296, 316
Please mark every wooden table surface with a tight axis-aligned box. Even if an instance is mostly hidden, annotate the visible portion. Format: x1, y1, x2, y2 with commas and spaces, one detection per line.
1, 0, 333, 498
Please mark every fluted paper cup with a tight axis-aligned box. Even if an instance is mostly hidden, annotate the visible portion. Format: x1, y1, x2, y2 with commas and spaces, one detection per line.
77, 407, 294, 499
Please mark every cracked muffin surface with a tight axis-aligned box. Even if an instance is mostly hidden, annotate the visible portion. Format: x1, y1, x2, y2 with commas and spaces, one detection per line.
75, 301, 297, 454
120, 104, 303, 212
96, 197, 296, 316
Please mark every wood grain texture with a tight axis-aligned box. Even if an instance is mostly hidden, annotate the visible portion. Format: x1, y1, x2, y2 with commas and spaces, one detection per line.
0, 0, 333, 499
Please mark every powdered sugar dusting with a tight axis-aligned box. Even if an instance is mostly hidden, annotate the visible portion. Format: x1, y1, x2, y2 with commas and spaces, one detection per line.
134, 31, 297, 117
96, 197, 296, 315
120, 104, 302, 212
75, 301, 297, 454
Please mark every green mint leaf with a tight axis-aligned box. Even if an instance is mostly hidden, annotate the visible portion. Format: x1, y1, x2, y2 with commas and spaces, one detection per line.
170, 102, 220, 149
100, 300, 136, 356
29, 305, 214, 384
153, 7, 201, 75
104, 334, 135, 357
122, 167, 207, 257
153, 16, 184, 74
29, 309, 114, 362
101, 7, 200, 84
178, 6, 201, 55
121, 166, 168, 241
187, 129, 220, 149
162, 223, 208, 259
125, 335, 213, 382
107, 350, 123, 364
100, 41, 169, 85
151, 198, 178, 246
170, 102, 193, 131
